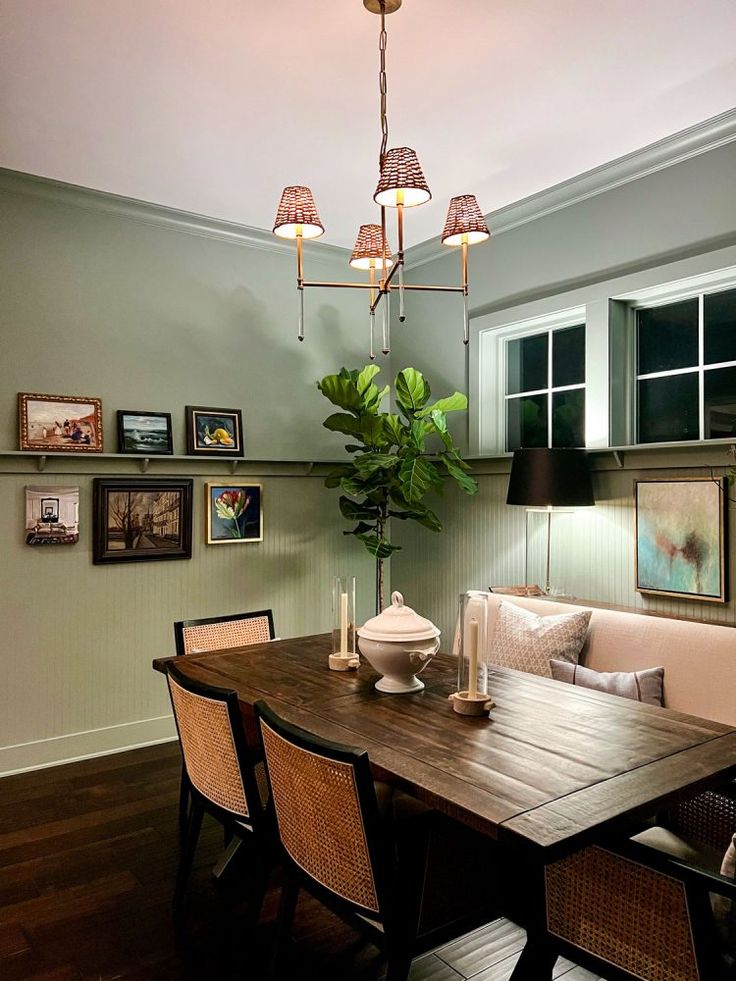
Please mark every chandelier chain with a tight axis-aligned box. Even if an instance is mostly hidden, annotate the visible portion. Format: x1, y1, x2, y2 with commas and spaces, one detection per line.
379, 3, 388, 170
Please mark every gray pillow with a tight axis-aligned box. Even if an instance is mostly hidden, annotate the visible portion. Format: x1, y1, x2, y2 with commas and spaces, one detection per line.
488, 601, 591, 678
549, 659, 664, 706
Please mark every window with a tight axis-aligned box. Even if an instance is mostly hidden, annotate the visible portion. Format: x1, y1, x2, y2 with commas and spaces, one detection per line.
636, 287, 736, 443
505, 324, 585, 451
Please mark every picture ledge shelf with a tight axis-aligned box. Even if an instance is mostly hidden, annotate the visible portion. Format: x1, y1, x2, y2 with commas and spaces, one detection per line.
0, 451, 342, 477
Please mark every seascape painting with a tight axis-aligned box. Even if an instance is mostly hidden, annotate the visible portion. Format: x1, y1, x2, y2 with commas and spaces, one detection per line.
635, 478, 727, 603
205, 483, 262, 544
19, 393, 103, 452
117, 411, 173, 454
25, 486, 80, 545
93, 479, 193, 563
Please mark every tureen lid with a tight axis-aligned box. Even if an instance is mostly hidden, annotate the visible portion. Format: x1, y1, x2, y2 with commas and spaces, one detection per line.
358, 591, 440, 643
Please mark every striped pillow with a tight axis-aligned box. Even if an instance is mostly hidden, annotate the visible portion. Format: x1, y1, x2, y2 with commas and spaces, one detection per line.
549, 659, 664, 706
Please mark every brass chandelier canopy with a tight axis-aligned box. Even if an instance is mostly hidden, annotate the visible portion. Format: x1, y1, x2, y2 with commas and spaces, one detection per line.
272, 0, 491, 358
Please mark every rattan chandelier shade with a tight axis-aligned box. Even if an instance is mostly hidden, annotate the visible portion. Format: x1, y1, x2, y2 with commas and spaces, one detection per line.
373, 147, 431, 208
349, 224, 393, 270
441, 195, 490, 246
273, 185, 325, 239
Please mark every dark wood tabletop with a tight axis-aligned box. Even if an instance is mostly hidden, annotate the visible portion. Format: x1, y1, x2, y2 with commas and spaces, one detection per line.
153, 633, 736, 858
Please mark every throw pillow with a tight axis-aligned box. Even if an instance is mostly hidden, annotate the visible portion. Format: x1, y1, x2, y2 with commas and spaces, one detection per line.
713, 833, 736, 938
549, 660, 665, 706
487, 601, 591, 678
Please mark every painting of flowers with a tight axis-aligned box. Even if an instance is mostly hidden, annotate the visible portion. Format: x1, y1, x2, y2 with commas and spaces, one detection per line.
206, 483, 262, 544
186, 406, 244, 457
635, 477, 727, 603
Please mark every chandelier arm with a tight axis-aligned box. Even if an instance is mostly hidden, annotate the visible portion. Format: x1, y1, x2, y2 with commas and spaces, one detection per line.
379, 2, 388, 169
296, 234, 305, 341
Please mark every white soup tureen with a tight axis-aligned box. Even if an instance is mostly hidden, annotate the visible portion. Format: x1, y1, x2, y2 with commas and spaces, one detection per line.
357, 591, 441, 693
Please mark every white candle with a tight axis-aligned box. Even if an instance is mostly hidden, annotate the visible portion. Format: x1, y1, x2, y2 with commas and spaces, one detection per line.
340, 591, 348, 655
467, 618, 479, 698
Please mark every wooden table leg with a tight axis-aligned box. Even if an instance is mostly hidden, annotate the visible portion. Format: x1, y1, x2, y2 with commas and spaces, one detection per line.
509, 933, 557, 981
508, 851, 556, 981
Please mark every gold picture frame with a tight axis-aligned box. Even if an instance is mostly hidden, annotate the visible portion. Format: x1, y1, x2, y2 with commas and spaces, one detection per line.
205, 482, 263, 545
19, 392, 103, 452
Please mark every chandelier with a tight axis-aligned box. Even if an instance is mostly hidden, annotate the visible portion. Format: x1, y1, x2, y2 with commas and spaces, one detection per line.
272, 0, 490, 359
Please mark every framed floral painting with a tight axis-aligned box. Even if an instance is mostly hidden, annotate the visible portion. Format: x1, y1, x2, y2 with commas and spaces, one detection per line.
205, 483, 262, 544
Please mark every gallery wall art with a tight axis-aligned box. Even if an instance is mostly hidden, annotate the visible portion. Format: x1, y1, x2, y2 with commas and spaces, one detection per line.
635, 477, 727, 603
205, 482, 263, 544
186, 406, 244, 457
25, 486, 80, 545
117, 411, 173, 455
19, 393, 103, 452
93, 479, 193, 564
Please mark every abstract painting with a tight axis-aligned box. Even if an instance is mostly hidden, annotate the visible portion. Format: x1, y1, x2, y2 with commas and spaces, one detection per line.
635, 477, 727, 603
93, 479, 193, 564
205, 483, 262, 544
117, 411, 173, 455
25, 486, 80, 545
185, 406, 244, 457
19, 393, 103, 452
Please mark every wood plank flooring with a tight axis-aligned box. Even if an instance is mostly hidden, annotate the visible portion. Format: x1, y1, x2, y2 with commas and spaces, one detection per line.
0, 743, 606, 980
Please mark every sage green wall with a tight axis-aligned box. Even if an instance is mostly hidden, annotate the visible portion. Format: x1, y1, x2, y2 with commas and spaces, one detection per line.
0, 173, 377, 774
391, 143, 736, 639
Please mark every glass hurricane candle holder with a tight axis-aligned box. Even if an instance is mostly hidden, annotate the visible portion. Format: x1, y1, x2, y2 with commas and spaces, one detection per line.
329, 576, 359, 671
451, 591, 494, 716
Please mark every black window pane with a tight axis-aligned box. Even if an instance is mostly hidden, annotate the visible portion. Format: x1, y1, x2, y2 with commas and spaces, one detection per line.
506, 395, 547, 451
638, 374, 699, 443
552, 324, 585, 387
552, 390, 585, 447
704, 366, 736, 439
637, 300, 699, 375
507, 333, 547, 395
704, 289, 736, 366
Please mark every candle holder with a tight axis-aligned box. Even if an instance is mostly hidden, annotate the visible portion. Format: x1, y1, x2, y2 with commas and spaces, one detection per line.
450, 591, 494, 716
329, 576, 359, 671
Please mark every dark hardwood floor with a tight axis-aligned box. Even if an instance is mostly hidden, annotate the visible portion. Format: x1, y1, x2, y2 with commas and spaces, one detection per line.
0, 743, 603, 980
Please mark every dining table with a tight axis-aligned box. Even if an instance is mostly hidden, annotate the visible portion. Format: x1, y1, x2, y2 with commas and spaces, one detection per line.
153, 633, 736, 980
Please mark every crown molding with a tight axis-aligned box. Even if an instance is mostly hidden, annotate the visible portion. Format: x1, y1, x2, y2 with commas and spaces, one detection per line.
406, 108, 736, 271
0, 167, 350, 263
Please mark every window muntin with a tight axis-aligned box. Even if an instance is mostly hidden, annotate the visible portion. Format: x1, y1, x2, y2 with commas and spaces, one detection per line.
636, 287, 736, 444
505, 324, 585, 451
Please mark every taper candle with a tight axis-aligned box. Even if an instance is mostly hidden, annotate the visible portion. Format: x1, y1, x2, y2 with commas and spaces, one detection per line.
468, 618, 479, 698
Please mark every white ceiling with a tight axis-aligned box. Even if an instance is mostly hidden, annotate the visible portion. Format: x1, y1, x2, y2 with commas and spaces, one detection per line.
2, 0, 736, 249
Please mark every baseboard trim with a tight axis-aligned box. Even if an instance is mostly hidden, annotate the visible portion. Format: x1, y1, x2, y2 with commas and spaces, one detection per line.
0, 715, 177, 777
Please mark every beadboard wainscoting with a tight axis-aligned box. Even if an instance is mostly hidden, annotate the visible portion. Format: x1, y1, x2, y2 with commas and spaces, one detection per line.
0, 471, 375, 775
391, 460, 736, 647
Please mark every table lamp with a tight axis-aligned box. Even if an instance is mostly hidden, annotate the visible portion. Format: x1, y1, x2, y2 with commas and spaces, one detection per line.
506, 448, 595, 595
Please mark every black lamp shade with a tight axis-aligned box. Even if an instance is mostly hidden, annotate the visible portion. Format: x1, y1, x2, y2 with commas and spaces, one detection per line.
506, 448, 595, 508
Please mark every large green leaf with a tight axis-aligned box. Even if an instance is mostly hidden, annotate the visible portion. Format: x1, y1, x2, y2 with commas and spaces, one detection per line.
389, 504, 442, 532
356, 533, 402, 559
363, 384, 389, 412
398, 454, 436, 503
343, 521, 376, 536
324, 465, 353, 489
409, 419, 429, 452
356, 364, 381, 395
322, 413, 365, 440
382, 414, 406, 447
339, 497, 380, 521
440, 453, 479, 495
358, 413, 389, 447
416, 392, 467, 417
395, 368, 430, 415
354, 453, 400, 477
340, 476, 368, 497
427, 409, 453, 449
317, 374, 363, 414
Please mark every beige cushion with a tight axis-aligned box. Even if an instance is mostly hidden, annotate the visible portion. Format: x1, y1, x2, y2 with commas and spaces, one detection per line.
549, 659, 665, 706
715, 834, 736, 923
487, 601, 591, 678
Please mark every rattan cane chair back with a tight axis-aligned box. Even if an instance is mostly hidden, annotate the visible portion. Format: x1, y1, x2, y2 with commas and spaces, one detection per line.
174, 609, 275, 656
546, 845, 700, 981
167, 662, 259, 822
256, 701, 383, 915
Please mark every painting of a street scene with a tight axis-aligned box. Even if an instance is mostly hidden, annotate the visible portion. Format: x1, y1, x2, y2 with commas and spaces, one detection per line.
93, 479, 192, 563
19, 393, 103, 452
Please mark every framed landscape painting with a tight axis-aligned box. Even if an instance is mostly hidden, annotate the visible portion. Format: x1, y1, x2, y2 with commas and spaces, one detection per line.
185, 406, 243, 457
635, 477, 727, 603
25, 486, 80, 545
117, 411, 173, 455
93, 479, 193, 564
205, 483, 262, 544
19, 393, 103, 452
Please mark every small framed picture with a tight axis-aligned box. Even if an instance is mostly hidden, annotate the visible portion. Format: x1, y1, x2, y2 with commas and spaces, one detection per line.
186, 406, 243, 457
93, 479, 193, 564
25, 485, 80, 545
117, 411, 173, 455
19, 393, 103, 452
206, 483, 262, 544
635, 477, 727, 603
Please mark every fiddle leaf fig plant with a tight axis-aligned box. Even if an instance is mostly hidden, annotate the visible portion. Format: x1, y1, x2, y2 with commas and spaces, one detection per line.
318, 365, 478, 612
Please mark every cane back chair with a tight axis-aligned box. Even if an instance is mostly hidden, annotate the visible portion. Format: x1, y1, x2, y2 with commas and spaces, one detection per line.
172, 609, 275, 838
166, 661, 272, 917
255, 699, 438, 981
545, 787, 736, 981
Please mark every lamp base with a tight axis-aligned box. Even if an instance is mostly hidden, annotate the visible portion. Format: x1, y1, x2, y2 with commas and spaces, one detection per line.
363, 0, 402, 13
